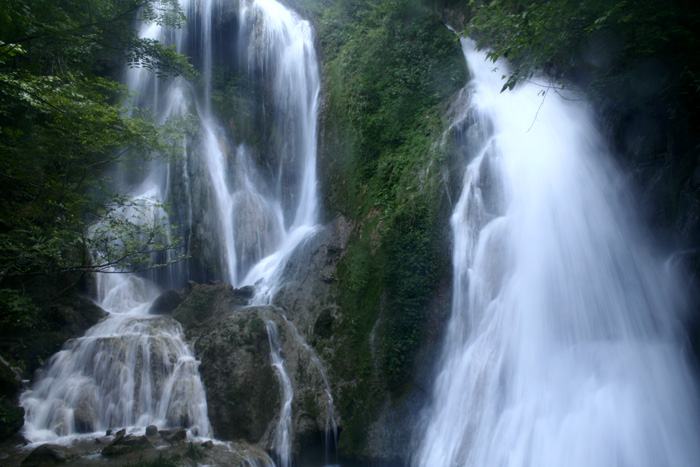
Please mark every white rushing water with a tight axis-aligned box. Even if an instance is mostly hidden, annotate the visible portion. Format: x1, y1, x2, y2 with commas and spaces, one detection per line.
21, 270, 211, 442
237, 0, 321, 302
415, 38, 700, 467
21, 0, 322, 449
266, 321, 294, 467
128, 0, 321, 290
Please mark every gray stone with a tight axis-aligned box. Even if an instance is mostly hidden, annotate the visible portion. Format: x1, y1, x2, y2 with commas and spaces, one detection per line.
21, 444, 79, 465
159, 428, 187, 444
102, 434, 153, 456
149, 290, 185, 315
145, 425, 158, 436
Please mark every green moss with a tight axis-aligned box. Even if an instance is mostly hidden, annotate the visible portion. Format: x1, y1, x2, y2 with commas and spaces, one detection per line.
175, 289, 214, 327
304, 392, 321, 420
302, 0, 464, 457
0, 396, 24, 439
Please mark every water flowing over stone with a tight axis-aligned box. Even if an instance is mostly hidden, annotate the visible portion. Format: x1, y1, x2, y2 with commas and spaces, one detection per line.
415, 38, 700, 467
21, 273, 211, 442
122, 0, 321, 289
280, 315, 338, 451
266, 321, 293, 467
20, 0, 327, 460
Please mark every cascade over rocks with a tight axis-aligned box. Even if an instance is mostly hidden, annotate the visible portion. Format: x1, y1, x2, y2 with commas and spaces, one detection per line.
271, 216, 352, 341
171, 218, 349, 454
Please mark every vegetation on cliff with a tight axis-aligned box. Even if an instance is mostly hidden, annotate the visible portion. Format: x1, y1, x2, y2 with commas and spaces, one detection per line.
295, 0, 466, 455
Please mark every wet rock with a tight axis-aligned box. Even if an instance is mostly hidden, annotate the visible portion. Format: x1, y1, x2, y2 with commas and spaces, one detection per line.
73, 399, 96, 433
234, 285, 255, 301
192, 307, 281, 443
21, 444, 79, 465
159, 428, 187, 444
49, 296, 107, 339
170, 219, 351, 450
102, 434, 153, 456
172, 281, 235, 329
271, 217, 350, 341
145, 425, 158, 436
101, 445, 133, 457
201, 440, 214, 449
149, 289, 185, 315
113, 428, 126, 441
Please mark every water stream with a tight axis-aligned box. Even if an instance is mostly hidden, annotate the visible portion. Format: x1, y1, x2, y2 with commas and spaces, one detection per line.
21, 272, 211, 442
266, 321, 294, 467
20, 0, 325, 458
414, 37, 700, 467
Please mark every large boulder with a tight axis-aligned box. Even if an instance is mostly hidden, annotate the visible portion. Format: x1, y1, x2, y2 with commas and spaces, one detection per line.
191, 306, 281, 443
271, 216, 351, 344
148, 289, 185, 315
21, 444, 79, 466
174, 284, 340, 454
172, 281, 247, 329
48, 296, 107, 338
101, 434, 153, 456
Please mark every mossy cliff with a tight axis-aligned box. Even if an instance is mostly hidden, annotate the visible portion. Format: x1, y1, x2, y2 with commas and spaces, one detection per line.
287, 0, 468, 459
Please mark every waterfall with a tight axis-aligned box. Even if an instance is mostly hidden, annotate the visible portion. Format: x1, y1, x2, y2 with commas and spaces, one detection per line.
21, 271, 211, 442
266, 321, 294, 467
415, 38, 700, 466
237, 0, 321, 302
20, 0, 322, 448
125, 0, 320, 290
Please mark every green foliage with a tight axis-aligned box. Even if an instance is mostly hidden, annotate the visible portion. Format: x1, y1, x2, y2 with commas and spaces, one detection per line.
0, 0, 197, 286
307, 0, 463, 454
185, 442, 204, 460
0, 288, 38, 333
466, 0, 700, 107
325, 0, 465, 182
382, 201, 442, 389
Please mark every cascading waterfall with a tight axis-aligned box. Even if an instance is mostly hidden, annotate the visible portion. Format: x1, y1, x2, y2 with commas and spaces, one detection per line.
20, 266, 211, 441
415, 37, 700, 466
266, 321, 294, 467
237, 0, 321, 302
21, 0, 325, 453
128, 0, 321, 290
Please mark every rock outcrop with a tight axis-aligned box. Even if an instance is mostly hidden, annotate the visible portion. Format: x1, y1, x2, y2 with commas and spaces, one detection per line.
20, 444, 79, 466
170, 218, 350, 455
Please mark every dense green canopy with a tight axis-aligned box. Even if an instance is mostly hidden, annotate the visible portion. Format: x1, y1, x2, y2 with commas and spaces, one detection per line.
0, 0, 195, 286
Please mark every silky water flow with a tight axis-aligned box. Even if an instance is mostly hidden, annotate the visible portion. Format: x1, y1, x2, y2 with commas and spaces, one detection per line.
20, 0, 330, 463
414, 37, 700, 467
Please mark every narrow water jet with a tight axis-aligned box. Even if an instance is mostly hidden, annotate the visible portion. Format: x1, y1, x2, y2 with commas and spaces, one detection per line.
281, 315, 339, 454
414, 37, 700, 467
266, 321, 294, 467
